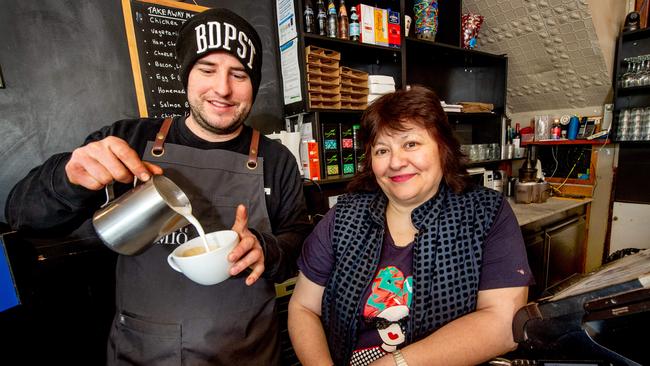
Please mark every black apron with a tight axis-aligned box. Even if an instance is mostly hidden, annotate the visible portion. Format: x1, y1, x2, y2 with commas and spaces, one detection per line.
107, 118, 277, 365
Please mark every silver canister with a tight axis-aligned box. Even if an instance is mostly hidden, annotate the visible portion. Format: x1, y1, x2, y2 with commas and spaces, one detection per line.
514, 181, 536, 204
92, 175, 190, 255
533, 181, 550, 203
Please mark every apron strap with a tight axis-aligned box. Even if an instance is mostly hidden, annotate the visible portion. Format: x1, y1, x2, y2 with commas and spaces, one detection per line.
151, 117, 174, 157
247, 130, 260, 170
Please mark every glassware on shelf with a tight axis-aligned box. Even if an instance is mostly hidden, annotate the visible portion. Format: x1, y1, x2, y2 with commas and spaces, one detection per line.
636, 55, 650, 86
478, 144, 488, 160
463, 143, 502, 162
619, 60, 631, 88
620, 55, 650, 88
490, 143, 500, 160
617, 107, 650, 141
304, 0, 315, 33
469, 144, 479, 161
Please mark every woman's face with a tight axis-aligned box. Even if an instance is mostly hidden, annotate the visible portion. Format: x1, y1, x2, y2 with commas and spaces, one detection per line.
371, 122, 443, 208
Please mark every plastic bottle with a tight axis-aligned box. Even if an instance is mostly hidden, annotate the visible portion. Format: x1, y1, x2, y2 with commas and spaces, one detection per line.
304, 0, 315, 33
513, 123, 521, 150
349, 5, 360, 41
326, 0, 338, 38
316, 0, 326, 36
567, 115, 580, 140
338, 0, 349, 40
551, 118, 561, 139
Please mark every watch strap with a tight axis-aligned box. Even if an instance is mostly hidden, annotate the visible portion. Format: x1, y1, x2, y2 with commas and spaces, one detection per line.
392, 350, 408, 366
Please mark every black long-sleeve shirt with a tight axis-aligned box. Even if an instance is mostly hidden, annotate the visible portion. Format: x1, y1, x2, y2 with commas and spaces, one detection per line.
5, 117, 311, 282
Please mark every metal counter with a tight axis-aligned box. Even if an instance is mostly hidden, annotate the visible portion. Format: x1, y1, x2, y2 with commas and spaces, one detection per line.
507, 197, 593, 226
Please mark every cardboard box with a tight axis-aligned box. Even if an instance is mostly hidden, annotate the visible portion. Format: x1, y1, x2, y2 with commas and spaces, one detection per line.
368, 75, 395, 85
340, 124, 354, 149
358, 4, 375, 45
324, 150, 341, 177
300, 140, 320, 180
369, 83, 396, 94
374, 7, 388, 47
341, 149, 356, 175
321, 122, 340, 152
387, 9, 401, 48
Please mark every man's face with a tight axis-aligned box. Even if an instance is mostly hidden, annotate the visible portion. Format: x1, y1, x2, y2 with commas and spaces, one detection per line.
185, 52, 254, 141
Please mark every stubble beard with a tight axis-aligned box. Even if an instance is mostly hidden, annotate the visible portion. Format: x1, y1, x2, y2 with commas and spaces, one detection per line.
189, 101, 251, 136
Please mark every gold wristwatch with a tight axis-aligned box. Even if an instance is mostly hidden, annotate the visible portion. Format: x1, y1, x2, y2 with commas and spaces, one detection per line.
392, 350, 408, 366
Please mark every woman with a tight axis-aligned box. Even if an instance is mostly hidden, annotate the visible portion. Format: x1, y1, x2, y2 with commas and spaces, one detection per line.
288, 86, 533, 366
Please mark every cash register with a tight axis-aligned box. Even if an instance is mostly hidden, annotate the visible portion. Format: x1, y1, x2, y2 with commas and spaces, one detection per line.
502, 249, 649, 366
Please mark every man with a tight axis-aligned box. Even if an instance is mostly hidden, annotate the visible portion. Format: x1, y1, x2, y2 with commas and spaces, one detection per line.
5, 8, 310, 365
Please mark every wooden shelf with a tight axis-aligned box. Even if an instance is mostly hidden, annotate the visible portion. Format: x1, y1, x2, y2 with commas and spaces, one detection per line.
522, 139, 611, 146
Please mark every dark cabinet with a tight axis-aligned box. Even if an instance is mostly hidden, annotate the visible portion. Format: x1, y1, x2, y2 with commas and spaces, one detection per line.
521, 205, 587, 300
0, 232, 116, 364
612, 27, 650, 143
545, 215, 586, 289
611, 28, 650, 203
278, 0, 509, 215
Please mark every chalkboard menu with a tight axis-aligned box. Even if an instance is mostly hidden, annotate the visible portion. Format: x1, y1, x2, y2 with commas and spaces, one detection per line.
122, 0, 208, 118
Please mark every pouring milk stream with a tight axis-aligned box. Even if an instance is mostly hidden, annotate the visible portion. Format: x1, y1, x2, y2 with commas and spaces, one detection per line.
173, 206, 212, 254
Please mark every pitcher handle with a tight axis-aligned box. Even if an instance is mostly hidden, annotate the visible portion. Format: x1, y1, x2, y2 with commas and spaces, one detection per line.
100, 177, 141, 208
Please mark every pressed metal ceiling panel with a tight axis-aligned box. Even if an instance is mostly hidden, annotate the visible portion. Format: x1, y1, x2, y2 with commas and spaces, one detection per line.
462, 0, 612, 113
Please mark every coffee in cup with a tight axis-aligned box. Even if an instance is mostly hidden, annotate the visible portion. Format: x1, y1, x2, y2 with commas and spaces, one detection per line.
181, 244, 218, 257
167, 230, 238, 286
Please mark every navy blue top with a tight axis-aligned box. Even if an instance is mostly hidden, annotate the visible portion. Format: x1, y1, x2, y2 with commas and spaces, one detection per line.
298, 197, 533, 364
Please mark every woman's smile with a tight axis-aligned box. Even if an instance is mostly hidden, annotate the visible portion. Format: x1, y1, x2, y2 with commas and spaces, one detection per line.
389, 173, 416, 183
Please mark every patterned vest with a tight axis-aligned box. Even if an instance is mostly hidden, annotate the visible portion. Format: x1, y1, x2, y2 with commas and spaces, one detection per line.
321, 184, 503, 365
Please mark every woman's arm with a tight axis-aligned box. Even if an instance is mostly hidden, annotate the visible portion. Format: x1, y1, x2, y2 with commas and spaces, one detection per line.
370, 286, 528, 366
288, 272, 333, 366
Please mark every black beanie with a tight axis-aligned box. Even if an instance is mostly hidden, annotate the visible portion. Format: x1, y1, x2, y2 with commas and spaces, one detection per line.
176, 8, 263, 101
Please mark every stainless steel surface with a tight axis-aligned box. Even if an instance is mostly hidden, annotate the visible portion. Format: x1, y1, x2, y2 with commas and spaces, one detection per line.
544, 215, 586, 289
92, 175, 190, 255
515, 181, 550, 204
509, 197, 591, 227
515, 181, 536, 204
532, 181, 550, 203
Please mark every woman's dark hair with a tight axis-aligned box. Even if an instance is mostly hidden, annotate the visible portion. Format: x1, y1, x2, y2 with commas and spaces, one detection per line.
347, 85, 470, 194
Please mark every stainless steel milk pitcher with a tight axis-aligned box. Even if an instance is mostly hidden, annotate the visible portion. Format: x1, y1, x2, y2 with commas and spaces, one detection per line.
92, 175, 191, 255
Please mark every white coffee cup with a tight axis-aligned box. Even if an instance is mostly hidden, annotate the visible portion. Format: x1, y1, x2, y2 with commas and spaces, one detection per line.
167, 230, 239, 286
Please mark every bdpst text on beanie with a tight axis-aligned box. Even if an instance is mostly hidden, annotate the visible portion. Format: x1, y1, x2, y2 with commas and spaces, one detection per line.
175, 8, 263, 100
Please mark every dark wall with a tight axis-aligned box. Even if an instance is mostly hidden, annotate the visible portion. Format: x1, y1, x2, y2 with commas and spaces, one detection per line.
0, 0, 283, 222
